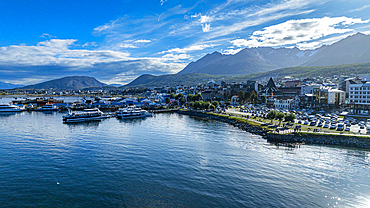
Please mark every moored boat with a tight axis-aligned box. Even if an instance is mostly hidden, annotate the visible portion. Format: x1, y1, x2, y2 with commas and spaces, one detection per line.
35, 104, 59, 111
116, 106, 152, 119
0, 104, 23, 112
63, 108, 110, 123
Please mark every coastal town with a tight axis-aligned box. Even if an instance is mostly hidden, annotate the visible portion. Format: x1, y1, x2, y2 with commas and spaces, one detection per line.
2, 73, 370, 139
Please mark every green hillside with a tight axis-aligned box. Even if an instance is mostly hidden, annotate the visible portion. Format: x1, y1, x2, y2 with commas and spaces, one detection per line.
124, 63, 370, 88
226, 62, 370, 83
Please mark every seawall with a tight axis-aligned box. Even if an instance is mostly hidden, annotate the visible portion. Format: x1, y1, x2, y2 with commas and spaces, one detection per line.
178, 110, 370, 150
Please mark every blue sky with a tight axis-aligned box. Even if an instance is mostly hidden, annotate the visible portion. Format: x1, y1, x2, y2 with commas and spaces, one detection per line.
1, 0, 370, 85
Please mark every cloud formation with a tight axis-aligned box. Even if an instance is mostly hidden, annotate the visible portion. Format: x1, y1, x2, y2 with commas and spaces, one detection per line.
0, 39, 184, 85
161, 44, 218, 54
231, 17, 370, 49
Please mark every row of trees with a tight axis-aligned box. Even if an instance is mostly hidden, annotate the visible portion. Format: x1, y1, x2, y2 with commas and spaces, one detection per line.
237, 90, 265, 104
189, 100, 220, 110
267, 110, 296, 124
187, 93, 202, 102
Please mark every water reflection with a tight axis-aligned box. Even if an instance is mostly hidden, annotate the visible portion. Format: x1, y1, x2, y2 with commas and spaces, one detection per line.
0, 112, 20, 118
117, 117, 150, 125
64, 120, 102, 129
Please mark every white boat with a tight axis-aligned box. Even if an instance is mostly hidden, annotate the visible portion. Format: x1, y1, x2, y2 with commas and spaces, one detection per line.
63, 108, 109, 123
0, 104, 23, 112
35, 104, 59, 111
116, 106, 152, 119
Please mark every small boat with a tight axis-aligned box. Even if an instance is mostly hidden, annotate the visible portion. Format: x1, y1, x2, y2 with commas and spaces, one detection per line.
63, 108, 110, 123
116, 106, 152, 119
35, 104, 59, 111
0, 104, 23, 112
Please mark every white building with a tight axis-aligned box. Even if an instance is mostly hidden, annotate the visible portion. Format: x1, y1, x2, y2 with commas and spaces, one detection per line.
313, 87, 345, 106
274, 99, 293, 109
349, 82, 370, 114
301, 84, 321, 95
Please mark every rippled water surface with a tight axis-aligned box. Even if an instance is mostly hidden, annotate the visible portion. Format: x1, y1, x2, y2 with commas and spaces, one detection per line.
0, 110, 369, 207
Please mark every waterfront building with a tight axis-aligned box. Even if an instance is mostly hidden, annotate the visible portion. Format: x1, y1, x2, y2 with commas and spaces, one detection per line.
312, 87, 345, 110
274, 99, 293, 109
348, 82, 370, 114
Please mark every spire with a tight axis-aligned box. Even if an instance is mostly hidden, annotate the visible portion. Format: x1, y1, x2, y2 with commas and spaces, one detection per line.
264, 77, 278, 93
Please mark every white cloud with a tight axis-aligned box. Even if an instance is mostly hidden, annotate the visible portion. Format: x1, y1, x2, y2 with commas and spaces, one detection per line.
161, 44, 218, 54
82, 42, 97, 47
119, 43, 138, 48
134, 39, 151, 43
200, 15, 211, 23
230, 17, 370, 48
221, 48, 243, 55
160, 0, 167, 6
0, 39, 131, 67
93, 19, 118, 33
161, 53, 190, 61
349, 4, 370, 12
202, 24, 211, 32
40, 33, 57, 39
0, 39, 187, 85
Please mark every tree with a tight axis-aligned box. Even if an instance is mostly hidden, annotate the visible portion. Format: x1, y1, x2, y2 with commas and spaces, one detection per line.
261, 95, 266, 103
189, 102, 194, 109
176, 93, 184, 100
276, 112, 286, 125
170, 93, 176, 99
210, 104, 216, 111
194, 101, 202, 109
165, 97, 170, 104
250, 94, 257, 105
285, 113, 296, 123
267, 110, 277, 123
238, 90, 245, 103
202, 101, 210, 110
212, 101, 219, 107
245, 91, 251, 103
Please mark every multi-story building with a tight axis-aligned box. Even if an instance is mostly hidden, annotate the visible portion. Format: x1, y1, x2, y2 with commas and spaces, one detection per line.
312, 87, 345, 110
301, 84, 321, 95
274, 99, 293, 109
348, 82, 370, 114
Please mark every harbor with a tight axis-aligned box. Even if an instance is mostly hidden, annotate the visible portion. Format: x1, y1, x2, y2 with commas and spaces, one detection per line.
1, 110, 369, 207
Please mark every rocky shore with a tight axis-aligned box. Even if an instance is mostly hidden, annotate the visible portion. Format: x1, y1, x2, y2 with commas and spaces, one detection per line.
178, 110, 269, 136
178, 110, 370, 150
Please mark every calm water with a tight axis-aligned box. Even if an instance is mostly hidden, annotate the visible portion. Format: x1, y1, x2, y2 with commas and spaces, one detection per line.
0, 110, 370, 207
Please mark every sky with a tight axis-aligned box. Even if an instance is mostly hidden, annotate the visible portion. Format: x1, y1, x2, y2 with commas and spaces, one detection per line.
1, 0, 370, 86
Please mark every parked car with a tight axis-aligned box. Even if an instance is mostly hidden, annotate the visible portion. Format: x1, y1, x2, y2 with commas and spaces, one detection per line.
337, 123, 344, 131
344, 127, 350, 131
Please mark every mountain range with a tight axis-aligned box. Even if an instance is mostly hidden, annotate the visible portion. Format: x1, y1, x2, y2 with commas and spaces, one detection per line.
0, 81, 24, 90
3, 33, 370, 90
179, 32, 370, 75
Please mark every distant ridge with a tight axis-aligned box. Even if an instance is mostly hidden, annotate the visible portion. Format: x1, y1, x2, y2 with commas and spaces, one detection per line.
224, 62, 370, 83
302, 33, 370, 66
178, 32, 370, 76
125, 62, 370, 88
0, 81, 24, 90
22, 76, 106, 90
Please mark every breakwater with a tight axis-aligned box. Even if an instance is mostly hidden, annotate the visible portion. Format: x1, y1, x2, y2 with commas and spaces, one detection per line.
178, 110, 370, 149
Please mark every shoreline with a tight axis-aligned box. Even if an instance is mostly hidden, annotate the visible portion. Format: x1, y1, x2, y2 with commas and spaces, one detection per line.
178, 110, 370, 150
